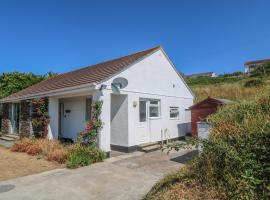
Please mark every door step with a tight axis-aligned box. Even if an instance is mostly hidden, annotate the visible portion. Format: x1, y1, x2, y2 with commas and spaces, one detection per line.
5, 134, 20, 140
139, 142, 161, 153
0, 134, 19, 141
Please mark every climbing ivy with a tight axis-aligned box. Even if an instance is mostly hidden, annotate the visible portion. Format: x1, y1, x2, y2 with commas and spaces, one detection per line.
31, 98, 49, 138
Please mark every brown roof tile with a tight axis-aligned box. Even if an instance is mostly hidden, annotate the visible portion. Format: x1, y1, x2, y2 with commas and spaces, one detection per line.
245, 58, 270, 65
1, 46, 160, 102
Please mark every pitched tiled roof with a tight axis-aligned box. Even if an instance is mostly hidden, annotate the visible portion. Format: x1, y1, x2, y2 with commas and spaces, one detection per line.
245, 58, 270, 65
189, 97, 233, 109
1, 46, 160, 102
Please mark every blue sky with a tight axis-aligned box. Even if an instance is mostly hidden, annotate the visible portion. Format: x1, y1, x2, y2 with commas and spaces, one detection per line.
0, 0, 269, 75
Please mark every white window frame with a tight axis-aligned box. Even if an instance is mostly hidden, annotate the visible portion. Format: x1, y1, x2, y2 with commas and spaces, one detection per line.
139, 100, 147, 122
170, 107, 179, 120
149, 99, 161, 119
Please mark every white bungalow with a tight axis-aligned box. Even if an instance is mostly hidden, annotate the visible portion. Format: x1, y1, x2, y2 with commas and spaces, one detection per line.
0, 46, 194, 155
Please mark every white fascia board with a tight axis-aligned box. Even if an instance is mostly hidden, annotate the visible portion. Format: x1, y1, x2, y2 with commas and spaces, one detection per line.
0, 83, 97, 103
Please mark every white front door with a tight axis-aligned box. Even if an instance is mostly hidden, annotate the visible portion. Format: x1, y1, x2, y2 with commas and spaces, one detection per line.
10, 103, 19, 135
138, 99, 150, 143
60, 97, 87, 140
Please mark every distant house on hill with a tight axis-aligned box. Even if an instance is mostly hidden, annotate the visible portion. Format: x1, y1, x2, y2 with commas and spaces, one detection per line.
185, 72, 216, 78
244, 58, 270, 73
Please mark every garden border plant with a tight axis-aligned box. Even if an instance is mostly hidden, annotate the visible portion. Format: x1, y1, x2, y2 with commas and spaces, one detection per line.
11, 100, 106, 169
149, 94, 270, 200
67, 100, 105, 168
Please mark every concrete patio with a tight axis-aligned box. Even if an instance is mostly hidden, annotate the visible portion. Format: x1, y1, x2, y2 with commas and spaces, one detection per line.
0, 149, 197, 200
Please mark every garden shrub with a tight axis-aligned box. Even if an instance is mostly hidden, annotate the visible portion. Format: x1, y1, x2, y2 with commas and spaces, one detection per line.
244, 79, 264, 88
11, 138, 36, 152
66, 145, 105, 169
46, 148, 69, 164
202, 95, 270, 199
11, 138, 70, 163
163, 94, 270, 200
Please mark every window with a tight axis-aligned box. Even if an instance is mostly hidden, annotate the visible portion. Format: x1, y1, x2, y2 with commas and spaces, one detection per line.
139, 100, 146, 122
149, 100, 160, 118
170, 107, 179, 119
85, 98, 92, 121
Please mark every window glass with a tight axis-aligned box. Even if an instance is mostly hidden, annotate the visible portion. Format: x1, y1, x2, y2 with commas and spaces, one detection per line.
150, 100, 159, 105
85, 98, 92, 121
149, 100, 160, 118
170, 107, 179, 119
139, 100, 146, 122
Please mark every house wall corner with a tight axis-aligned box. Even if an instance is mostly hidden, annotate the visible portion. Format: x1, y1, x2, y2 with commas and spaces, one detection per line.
1, 103, 11, 135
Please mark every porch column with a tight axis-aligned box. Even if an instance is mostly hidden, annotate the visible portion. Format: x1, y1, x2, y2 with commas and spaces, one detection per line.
1, 103, 11, 134
93, 90, 111, 153
19, 101, 31, 138
47, 97, 59, 140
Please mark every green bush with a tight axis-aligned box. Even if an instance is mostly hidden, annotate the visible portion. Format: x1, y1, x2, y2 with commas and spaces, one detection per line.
250, 63, 270, 77
164, 94, 270, 199
185, 76, 245, 87
67, 145, 106, 169
244, 79, 264, 88
199, 95, 270, 199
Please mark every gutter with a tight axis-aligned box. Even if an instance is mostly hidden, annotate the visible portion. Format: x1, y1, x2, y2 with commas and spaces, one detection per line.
0, 83, 97, 103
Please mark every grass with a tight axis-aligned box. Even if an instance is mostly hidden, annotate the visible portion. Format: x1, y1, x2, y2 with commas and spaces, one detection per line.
144, 165, 226, 200
188, 76, 270, 102
0, 146, 63, 181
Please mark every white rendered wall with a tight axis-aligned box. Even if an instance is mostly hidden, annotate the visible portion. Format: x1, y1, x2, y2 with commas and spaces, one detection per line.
111, 94, 128, 146
48, 98, 59, 140
126, 93, 192, 146
101, 49, 194, 147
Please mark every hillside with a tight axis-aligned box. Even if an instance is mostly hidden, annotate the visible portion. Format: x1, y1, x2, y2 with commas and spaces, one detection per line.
186, 75, 270, 102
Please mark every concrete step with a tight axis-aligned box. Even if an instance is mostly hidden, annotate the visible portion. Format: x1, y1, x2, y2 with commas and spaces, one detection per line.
5, 134, 20, 140
0, 136, 16, 141
140, 144, 161, 153
139, 142, 158, 148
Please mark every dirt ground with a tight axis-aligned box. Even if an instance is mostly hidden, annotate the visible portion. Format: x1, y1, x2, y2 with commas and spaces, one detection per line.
0, 146, 63, 181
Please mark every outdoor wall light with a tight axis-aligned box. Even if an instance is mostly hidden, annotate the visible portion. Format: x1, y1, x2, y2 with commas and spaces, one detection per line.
99, 84, 107, 91
133, 101, 137, 107
65, 109, 71, 113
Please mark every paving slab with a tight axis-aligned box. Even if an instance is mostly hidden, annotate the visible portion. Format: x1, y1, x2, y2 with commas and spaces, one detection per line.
0, 149, 197, 200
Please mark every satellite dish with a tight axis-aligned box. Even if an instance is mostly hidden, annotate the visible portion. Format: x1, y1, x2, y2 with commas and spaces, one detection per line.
111, 77, 128, 90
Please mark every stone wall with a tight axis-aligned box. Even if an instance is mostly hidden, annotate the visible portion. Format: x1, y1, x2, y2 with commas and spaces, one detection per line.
19, 101, 31, 138
1, 103, 10, 134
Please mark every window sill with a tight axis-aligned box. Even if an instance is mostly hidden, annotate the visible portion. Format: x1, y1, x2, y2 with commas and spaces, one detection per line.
149, 117, 161, 120
170, 118, 179, 120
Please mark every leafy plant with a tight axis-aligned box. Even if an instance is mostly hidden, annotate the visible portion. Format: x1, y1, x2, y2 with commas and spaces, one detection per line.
66, 144, 105, 168
244, 79, 264, 88
250, 63, 270, 77
31, 98, 49, 138
162, 94, 270, 200
0, 72, 44, 98
78, 101, 103, 146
